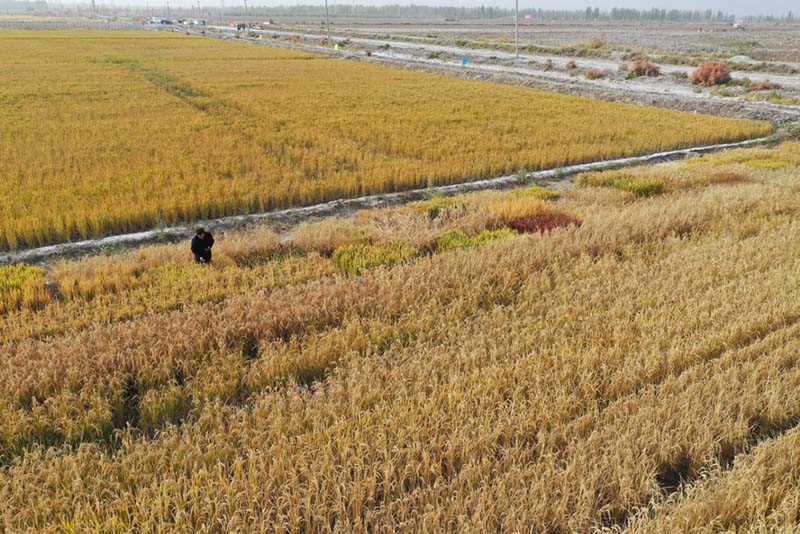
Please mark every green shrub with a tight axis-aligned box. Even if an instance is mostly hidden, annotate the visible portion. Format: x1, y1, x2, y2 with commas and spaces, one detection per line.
436, 228, 516, 254
576, 171, 664, 197
513, 186, 561, 201
436, 231, 472, 253
333, 241, 419, 276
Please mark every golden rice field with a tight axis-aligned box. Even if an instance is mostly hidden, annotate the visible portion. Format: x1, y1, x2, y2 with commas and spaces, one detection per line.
0, 30, 773, 251
1, 142, 800, 532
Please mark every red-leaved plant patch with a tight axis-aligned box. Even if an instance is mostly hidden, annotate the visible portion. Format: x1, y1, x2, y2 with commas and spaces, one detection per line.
508, 213, 582, 234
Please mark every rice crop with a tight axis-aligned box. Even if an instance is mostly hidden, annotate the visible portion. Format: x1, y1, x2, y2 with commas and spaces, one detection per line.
3, 147, 800, 531
0, 38, 797, 531
0, 264, 49, 314
0, 30, 771, 251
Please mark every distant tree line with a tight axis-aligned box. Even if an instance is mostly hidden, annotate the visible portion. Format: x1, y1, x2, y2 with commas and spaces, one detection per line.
583, 7, 733, 22
1, 0, 795, 23
222, 4, 512, 19
220, 4, 758, 23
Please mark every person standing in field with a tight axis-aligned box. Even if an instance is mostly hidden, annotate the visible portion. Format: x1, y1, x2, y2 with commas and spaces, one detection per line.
191, 228, 215, 264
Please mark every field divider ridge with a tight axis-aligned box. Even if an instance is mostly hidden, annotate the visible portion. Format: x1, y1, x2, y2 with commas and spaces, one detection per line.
0, 136, 771, 266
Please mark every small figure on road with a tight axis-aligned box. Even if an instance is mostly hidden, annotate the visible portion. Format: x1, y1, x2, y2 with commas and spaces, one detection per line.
191, 228, 214, 264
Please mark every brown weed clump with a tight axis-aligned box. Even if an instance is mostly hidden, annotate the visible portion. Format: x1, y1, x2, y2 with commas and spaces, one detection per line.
628, 60, 660, 77
585, 68, 604, 80
691, 61, 732, 86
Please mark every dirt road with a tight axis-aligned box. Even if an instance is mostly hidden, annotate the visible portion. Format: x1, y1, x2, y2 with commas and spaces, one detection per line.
206, 25, 800, 124
209, 25, 800, 89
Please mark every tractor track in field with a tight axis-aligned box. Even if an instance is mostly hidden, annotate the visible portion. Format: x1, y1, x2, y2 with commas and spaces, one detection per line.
0, 135, 773, 266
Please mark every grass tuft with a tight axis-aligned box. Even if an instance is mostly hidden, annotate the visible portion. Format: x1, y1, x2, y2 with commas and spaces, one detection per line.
585, 68, 604, 80
576, 171, 665, 197
512, 186, 561, 201
333, 241, 419, 276
412, 197, 466, 220
628, 60, 661, 77
436, 228, 516, 253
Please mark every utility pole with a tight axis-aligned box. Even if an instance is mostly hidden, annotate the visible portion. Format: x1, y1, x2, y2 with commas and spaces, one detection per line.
91, 0, 96, 13
243, 0, 247, 13
514, 0, 519, 58
324, 0, 331, 43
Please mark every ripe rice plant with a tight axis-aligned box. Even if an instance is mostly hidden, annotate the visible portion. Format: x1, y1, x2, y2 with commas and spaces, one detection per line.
3, 151, 800, 531
508, 213, 582, 234
1, 51, 799, 532
0, 264, 49, 314
0, 31, 771, 252
485, 195, 559, 224
411, 197, 468, 220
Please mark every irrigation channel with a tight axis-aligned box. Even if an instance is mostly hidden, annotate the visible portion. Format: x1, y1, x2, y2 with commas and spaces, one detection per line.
0, 136, 772, 266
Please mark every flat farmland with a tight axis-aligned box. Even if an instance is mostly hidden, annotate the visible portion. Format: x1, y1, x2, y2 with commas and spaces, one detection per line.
2, 142, 800, 531
0, 30, 771, 251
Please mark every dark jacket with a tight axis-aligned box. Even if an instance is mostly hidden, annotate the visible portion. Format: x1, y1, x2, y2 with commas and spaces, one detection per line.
191, 233, 214, 256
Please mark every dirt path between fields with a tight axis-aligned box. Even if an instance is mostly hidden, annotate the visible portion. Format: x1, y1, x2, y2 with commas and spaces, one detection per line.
215, 25, 800, 88
203, 25, 800, 124
0, 136, 772, 266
